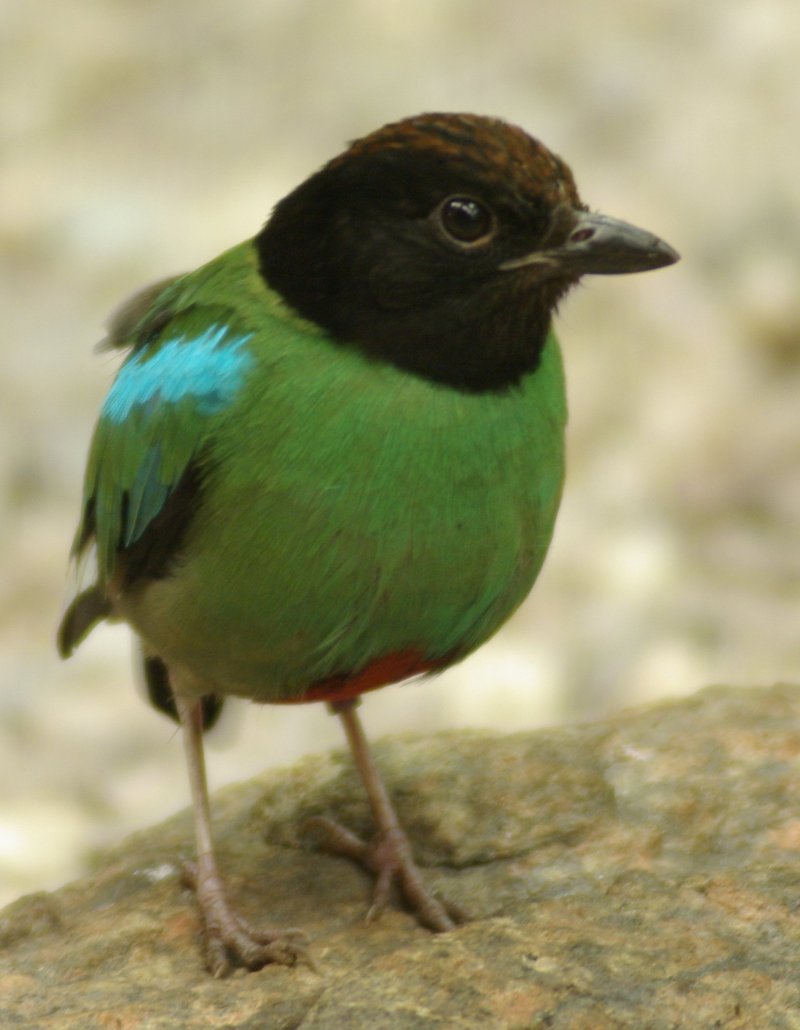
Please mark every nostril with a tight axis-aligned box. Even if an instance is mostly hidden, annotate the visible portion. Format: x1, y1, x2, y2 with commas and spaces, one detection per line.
569, 227, 595, 244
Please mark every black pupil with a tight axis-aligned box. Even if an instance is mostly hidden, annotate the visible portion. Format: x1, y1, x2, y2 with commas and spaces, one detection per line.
441, 197, 491, 243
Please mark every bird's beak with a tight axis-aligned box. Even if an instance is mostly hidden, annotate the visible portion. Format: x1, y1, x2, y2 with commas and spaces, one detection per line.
499, 210, 680, 276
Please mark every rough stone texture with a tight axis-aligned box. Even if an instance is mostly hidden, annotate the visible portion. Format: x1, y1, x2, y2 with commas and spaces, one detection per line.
3, 684, 800, 1028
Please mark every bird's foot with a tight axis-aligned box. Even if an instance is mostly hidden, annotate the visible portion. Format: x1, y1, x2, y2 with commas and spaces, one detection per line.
307, 816, 463, 932
181, 857, 313, 977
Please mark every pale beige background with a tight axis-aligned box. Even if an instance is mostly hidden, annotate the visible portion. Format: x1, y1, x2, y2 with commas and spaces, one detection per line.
2, 0, 798, 905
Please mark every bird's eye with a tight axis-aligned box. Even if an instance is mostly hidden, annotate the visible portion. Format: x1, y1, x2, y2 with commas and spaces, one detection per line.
435, 196, 495, 247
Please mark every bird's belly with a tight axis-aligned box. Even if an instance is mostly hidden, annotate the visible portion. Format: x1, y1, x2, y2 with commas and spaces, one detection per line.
130, 454, 559, 702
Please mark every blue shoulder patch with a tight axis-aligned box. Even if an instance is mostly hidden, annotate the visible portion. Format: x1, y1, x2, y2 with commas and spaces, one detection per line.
102, 325, 254, 423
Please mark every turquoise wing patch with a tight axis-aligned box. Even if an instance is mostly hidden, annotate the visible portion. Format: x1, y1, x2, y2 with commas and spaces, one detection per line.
101, 325, 253, 422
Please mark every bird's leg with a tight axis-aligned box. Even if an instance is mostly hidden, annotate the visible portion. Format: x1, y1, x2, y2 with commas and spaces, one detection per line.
309, 698, 460, 933
174, 693, 309, 976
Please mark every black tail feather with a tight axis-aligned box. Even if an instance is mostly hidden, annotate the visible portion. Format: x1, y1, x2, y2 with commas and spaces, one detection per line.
141, 653, 224, 731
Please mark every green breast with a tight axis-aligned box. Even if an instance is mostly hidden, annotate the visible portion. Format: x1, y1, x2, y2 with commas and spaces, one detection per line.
126, 247, 568, 700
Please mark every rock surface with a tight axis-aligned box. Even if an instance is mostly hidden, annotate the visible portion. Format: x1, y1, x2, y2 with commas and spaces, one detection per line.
2, 684, 800, 1028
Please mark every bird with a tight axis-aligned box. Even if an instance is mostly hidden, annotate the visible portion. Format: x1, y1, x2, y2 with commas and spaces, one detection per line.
58, 112, 678, 976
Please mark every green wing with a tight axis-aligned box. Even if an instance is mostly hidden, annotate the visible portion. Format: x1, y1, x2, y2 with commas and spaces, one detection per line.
72, 284, 255, 588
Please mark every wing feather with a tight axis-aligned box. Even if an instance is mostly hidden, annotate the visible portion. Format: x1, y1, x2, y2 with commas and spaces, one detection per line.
70, 292, 255, 591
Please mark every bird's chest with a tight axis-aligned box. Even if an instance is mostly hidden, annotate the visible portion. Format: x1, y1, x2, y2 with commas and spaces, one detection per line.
228, 365, 561, 575
267, 373, 551, 575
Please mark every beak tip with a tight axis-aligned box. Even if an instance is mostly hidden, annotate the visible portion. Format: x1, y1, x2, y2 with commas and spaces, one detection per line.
656, 241, 681, 268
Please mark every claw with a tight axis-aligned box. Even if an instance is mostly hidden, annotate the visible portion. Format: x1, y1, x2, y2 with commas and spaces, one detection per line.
182, 857, 315, 976
307, 816, 461, 932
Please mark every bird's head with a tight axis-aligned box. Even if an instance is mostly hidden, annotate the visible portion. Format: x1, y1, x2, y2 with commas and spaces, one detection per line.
257, 113, 678, 392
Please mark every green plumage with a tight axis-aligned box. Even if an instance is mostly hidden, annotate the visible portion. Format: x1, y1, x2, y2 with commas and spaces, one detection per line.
78, 240, 566, 701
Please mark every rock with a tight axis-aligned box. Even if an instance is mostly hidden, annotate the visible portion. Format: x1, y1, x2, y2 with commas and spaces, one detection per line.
2, 684, 800, 1028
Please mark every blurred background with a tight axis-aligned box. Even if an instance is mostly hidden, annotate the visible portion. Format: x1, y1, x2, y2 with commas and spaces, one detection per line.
2, 0, 798, 907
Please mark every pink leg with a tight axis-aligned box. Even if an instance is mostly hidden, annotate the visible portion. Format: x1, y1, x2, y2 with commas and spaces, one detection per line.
309, 699, 461, 932
175, 693, 310, 976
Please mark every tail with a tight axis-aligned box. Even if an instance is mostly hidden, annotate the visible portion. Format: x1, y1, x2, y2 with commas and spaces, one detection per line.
59, 587, 223, 732
57, 586, 111, 658
140, 652, 224, 731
